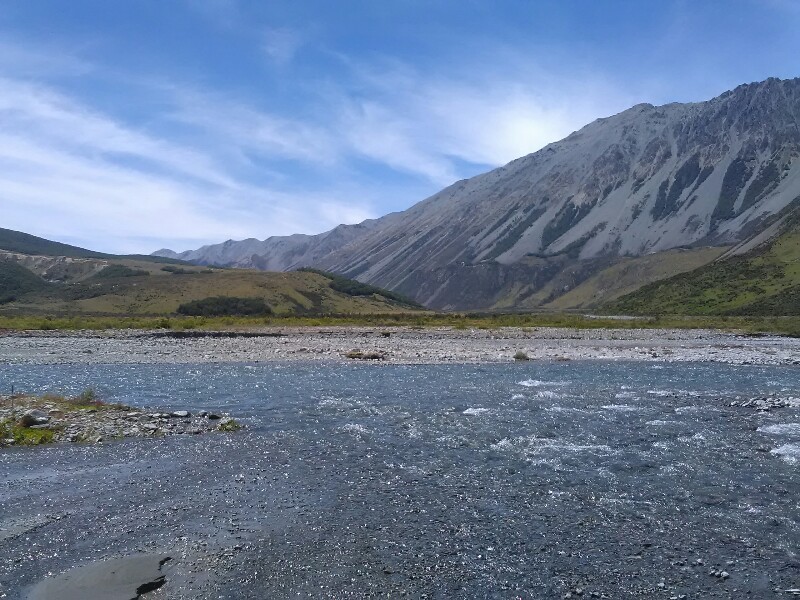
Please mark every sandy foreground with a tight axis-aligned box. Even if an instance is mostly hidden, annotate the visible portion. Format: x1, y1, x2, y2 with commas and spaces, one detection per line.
0, 326, 797, 365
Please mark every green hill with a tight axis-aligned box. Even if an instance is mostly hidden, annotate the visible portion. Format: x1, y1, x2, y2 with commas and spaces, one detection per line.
0, 227, 112, 259
0, 256, 423, 317
0, 227, 189, 264
607, 214, 800, 316
0, 260, 47, 304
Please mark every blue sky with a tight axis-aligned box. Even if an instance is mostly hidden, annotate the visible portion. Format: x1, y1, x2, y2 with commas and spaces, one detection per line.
1, 0, 799, 254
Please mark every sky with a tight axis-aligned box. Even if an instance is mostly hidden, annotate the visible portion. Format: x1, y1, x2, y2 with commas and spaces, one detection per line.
1, 0, 800, 254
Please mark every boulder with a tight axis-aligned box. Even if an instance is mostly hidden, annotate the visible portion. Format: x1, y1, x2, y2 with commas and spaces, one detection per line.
19, 409, 50, 427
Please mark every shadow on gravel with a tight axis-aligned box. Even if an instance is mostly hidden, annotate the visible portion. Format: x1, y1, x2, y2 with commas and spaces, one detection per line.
148, 331, 286, 339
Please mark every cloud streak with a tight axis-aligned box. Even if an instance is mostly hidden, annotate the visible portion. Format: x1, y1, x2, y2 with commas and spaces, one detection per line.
0, 35, 633, 254
0, 71, 375, 253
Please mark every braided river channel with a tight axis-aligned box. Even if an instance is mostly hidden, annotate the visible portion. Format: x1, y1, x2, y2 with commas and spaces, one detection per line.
1, 360, 798, 598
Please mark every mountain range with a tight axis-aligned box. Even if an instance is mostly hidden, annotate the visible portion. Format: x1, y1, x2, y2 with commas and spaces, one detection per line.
156, 77, 800, 310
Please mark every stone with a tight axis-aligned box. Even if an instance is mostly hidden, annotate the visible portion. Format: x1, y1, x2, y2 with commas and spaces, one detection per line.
170, 410, 190, 418
19, 409, 50, 427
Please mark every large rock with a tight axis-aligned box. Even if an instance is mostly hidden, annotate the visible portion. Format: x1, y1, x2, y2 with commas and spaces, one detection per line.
19, 409, 50, 427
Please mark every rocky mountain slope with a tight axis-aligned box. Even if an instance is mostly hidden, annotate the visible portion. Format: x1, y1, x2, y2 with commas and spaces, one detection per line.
156, 77, 800, 310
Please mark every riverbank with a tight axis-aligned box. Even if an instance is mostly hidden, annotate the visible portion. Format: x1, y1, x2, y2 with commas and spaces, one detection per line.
0, 326, 797, 366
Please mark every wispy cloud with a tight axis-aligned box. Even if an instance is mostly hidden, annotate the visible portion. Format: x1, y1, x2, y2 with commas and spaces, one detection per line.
0, 68, 376, 253
0, 34, 632, 253
330, 58, 634, 185
262, 27, 306, 66
162, 84, 339, 168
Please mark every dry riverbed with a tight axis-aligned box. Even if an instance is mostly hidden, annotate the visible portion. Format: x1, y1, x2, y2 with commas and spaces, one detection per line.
0, 326, 797, 366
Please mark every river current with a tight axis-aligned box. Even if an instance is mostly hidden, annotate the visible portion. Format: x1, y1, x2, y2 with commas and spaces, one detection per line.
1, 360, 798, 598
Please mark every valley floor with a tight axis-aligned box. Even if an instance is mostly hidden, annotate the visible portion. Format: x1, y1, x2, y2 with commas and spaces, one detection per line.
0, 326, 797, 366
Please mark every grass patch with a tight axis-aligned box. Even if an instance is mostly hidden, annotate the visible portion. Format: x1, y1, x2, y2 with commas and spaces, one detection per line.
58, 388, 129, 411
218, 418, 242, 432
0, 420, 56, 445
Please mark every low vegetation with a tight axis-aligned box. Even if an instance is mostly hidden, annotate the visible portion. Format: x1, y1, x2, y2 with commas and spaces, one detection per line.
161, 265, 211, 275
177, 296, 272, 317
297, 268, 423, 308
93, 264, 150, 279
1, 260, 423, 316
217, 418, 243, 432
0, 312, 798, 336
609, 215, 800, 317
0, 419, 55, 446
0, 389, 130, 447
0, 259, 47, 304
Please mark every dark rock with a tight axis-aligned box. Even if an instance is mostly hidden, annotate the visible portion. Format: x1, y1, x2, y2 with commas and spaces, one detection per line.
19, 409, 50, 427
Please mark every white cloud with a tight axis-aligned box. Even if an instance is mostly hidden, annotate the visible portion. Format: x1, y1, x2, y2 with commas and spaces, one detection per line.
162, 85, 339, 167
332, 60, 634, 182
0, 74, 375, 253
0, 77, 237, 189
339, 100, 460, 185
0, 37, 634, 254
262, 27, 305, 66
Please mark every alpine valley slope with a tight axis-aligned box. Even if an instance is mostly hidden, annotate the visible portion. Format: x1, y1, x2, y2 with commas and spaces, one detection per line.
608, 203, 800, 316
0, 229, 423, 316
156, 77, 800, 310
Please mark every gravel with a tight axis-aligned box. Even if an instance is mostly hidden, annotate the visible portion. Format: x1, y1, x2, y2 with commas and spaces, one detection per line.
0, 326, 797, 366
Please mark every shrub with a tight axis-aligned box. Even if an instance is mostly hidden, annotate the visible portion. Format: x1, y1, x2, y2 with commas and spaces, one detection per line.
93, 264, 149, 278
161, 265, 194, 275
177, 296, 272, 317
513, 350, 530, 361
297, 268, 422, 308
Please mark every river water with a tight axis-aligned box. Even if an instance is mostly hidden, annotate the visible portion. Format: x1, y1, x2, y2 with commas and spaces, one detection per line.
1, 360, 798, 598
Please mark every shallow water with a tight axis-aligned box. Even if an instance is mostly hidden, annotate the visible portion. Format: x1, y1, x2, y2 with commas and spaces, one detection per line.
1, 361, 799, 598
